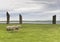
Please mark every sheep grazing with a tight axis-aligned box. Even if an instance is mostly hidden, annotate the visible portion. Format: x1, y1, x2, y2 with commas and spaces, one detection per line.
6, 25, 21, 32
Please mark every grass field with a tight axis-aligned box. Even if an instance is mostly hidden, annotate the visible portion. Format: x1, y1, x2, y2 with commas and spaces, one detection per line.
0, 24, 60, 42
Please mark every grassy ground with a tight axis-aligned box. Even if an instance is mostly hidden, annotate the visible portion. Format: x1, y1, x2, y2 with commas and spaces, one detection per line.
0, 24, 60, 42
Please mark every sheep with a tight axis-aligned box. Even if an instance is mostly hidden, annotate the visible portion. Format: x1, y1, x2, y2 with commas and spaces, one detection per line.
6, 25, 21, 32
6, 25, 15, 31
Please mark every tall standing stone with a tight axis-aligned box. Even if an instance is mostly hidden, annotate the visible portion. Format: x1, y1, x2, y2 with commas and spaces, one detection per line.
19, 14, 22, 24
52, 15, 56, 24
6, 12, 10, 24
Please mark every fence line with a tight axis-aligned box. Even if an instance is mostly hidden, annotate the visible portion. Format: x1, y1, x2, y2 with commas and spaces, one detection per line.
0, 12, 57, 24
6, 12, 22, 24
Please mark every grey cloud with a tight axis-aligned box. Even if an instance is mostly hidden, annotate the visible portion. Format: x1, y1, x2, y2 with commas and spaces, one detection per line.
27, 0, 58, 10
32, 0, 56, 2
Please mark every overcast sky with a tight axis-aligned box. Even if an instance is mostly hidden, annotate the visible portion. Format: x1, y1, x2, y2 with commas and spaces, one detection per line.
0, 0, 60, 21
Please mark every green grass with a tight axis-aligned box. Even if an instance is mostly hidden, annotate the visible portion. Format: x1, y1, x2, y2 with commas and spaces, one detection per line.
0, 24, 60, 42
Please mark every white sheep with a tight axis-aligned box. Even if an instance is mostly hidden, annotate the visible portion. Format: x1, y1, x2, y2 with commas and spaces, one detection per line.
6, 25, 21, 31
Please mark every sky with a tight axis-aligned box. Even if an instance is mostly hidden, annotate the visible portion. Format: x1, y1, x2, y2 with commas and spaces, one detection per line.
0, 0, 60, 21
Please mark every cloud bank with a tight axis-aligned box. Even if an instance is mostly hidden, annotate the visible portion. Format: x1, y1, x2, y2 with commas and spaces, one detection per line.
0, 0, 59, 21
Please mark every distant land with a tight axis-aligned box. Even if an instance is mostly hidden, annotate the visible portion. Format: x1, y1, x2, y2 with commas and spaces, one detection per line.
0, 20, 60, 22
0, 20, 60, 24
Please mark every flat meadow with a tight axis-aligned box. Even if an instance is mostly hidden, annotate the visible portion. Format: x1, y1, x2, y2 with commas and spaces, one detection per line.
0, 24, 60, 42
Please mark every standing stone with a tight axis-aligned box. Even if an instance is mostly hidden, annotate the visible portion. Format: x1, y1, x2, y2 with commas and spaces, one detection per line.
19, 14, 22, 24
52, 15, 56, 24
6, 12, 10, 24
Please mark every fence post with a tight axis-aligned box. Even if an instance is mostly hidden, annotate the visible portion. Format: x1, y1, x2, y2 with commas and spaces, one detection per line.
6, 12, 10, 24
52, 15, 56, 24
19, 14, 22, 24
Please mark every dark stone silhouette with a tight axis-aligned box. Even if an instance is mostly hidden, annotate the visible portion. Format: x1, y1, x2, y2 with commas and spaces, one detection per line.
19, 14, 22, 24
6, 12, 10, 24
52, 15, 56, 24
